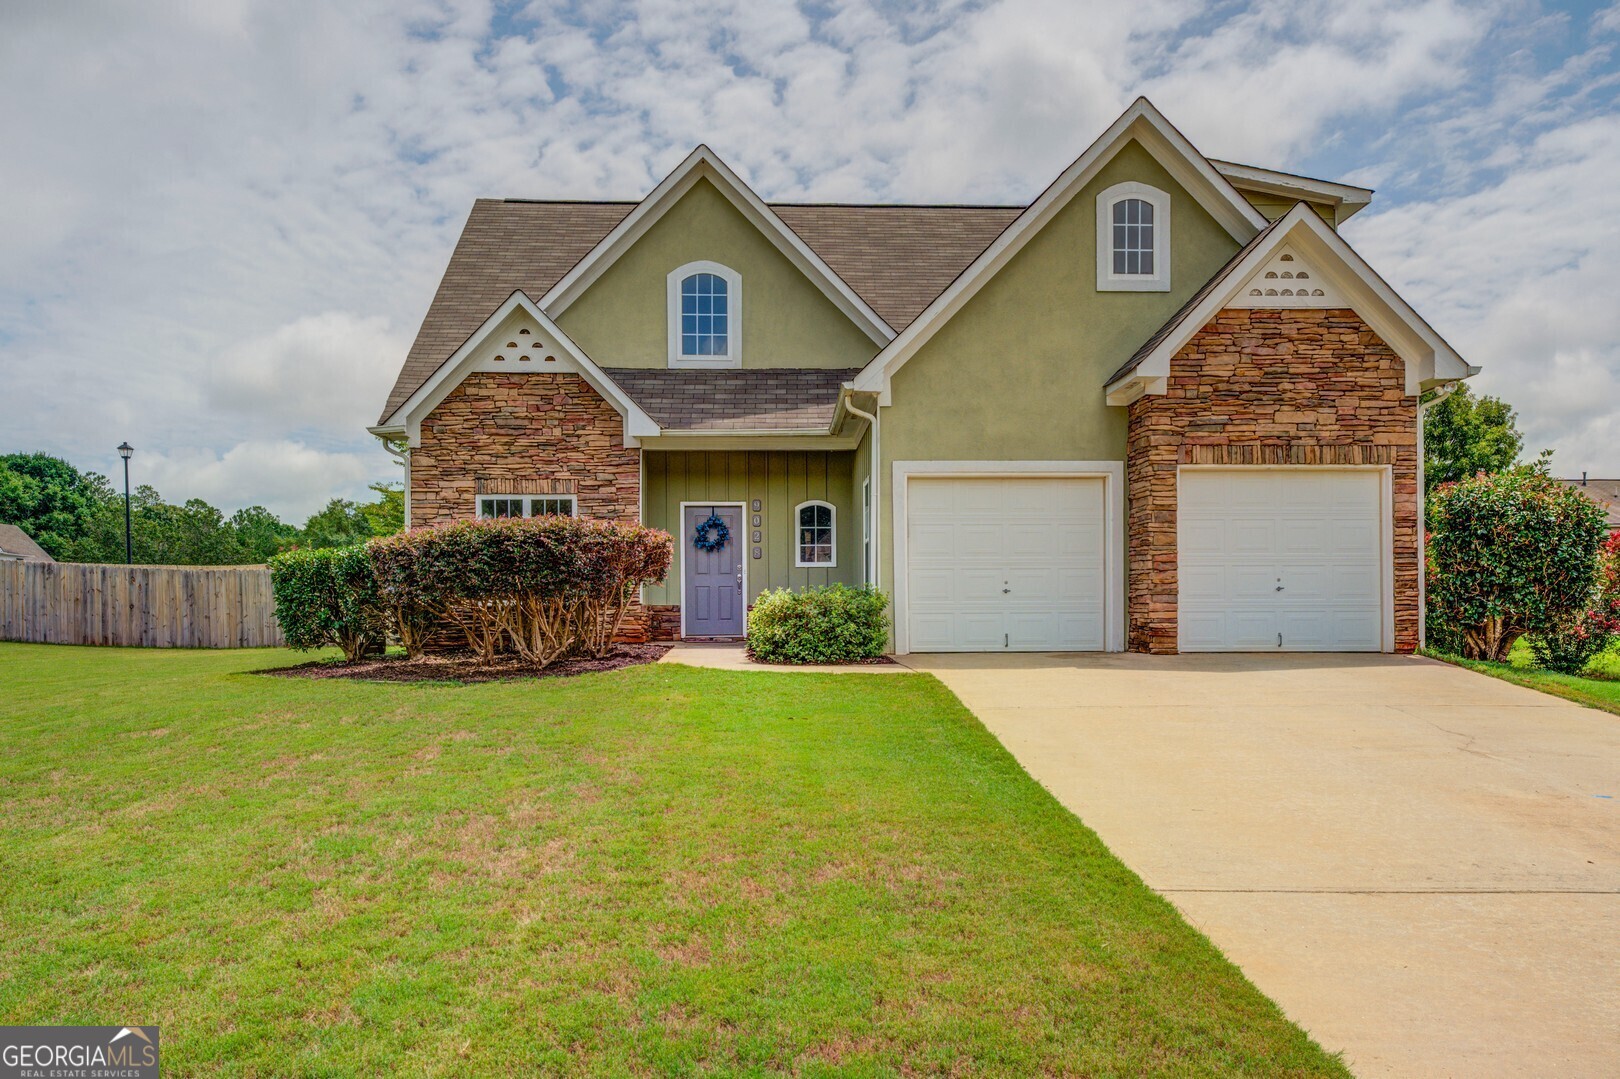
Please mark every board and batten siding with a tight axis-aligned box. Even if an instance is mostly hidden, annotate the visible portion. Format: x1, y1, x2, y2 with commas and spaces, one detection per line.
641, 450, 858, 607
0, 562, 285, 648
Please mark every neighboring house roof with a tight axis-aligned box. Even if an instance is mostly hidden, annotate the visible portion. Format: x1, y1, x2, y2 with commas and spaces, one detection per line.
0, 523, 54, 562
1102, 202, 1477, 403
1557, 478, 1620, 530
601, 367, 863, 432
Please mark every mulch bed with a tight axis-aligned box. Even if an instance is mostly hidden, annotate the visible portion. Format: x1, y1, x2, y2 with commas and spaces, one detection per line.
259, 643, 671, 684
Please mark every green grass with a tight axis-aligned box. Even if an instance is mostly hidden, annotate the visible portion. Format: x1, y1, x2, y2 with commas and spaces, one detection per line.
0, 643, 1345, 1077
1431, 639, 1620, 716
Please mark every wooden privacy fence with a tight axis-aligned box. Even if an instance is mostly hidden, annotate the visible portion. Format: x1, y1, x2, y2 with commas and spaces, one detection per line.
0, 561, 285, 648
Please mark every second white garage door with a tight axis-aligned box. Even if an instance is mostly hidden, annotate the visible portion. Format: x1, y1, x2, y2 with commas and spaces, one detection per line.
906, 477, 1106, 652
1178, 469, 1386, 652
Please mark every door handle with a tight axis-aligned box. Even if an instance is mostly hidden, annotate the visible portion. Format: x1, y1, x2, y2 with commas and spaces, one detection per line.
1002, 587, 1011, 594
1275, 585, 1284, 592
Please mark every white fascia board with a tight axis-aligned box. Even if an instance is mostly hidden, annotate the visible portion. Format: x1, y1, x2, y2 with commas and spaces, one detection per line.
850, 97, 1267, 396
382, 291, 660, 446
538, 146, 894, 347
1103, 204, 1475, 400
1211, 160, 1374, 221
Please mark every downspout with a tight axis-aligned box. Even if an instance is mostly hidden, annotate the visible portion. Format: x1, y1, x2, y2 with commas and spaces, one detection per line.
1415, 381, 1462, 648
842, 393, 880, 591
377, 435, 412, 529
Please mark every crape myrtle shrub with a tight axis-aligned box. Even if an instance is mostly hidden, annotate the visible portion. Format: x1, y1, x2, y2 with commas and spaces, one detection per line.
746, 585, 890, 664
367, 516, 672, 667
269, 545, 386, 662
1425, 469, 1608, 662
1530, 530, 1620, 674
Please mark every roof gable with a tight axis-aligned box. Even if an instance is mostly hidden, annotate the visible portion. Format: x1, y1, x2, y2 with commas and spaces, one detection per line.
375, 292, 659, 445
1104, 203, 1477, 403
850, 97, 1268, 398
541, 146, 894, 347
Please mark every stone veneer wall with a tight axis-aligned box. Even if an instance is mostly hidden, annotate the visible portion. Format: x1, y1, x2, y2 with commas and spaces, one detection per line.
1126, 308, 1420, 655
411, 372, 640, 527
412, 371, 659, 646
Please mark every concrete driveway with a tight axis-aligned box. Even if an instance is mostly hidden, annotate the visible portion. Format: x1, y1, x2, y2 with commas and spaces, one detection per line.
899, 652, 1620, 1078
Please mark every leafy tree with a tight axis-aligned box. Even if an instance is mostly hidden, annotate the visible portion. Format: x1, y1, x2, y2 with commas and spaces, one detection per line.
0, 453, 113, 558
299, 498, 373, 549
1423, 385, 1525, 495
64, 487, 259, 565
357, 482, 405, 538
230, 505, 300, 562
1426, 468, 1609, 661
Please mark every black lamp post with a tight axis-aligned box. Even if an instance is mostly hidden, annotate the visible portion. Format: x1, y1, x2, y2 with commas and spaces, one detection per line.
117, 442, 134, 564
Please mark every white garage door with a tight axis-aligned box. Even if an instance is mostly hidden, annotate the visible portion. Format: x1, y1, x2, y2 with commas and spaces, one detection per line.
1178, 469, 1385, 652
906, 477, 1106, 652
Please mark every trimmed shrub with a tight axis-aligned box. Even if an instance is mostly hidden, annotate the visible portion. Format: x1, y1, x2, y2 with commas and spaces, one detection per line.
1426, 470, 1609, 661
1530, 530, 1620, 674
746, 585, 889, 664
269, 544, 385, 662
366, 516, 672, 667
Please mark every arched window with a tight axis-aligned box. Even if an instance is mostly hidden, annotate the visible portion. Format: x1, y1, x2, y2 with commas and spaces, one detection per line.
1096, 182, 1170, 291
668, 261, 741, 366
795, 500, 835, 567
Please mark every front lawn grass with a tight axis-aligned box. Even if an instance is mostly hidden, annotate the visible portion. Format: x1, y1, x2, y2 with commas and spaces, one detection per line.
1429, 639, 1620, 717
0, 643, 1345, 1076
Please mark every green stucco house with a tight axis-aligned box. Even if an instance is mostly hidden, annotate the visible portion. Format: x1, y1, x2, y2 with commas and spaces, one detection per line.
372, 98, 1476, 655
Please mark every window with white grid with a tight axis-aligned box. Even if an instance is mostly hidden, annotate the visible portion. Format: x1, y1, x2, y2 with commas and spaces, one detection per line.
796, 501, 835, 567
476, 495, 577, 519
1096, 182, 1170, 292
668, 261, 741, 366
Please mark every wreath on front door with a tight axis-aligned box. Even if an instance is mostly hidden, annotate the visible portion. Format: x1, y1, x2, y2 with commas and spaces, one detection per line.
693, 511, 731, 553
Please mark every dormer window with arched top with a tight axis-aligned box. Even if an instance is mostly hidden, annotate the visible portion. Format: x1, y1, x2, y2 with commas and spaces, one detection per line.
1096, 182, 1170, 292
668, 261, 742, 367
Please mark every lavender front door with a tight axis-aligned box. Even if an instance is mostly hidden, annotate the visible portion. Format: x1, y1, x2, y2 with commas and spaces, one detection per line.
684, 505, 745, 637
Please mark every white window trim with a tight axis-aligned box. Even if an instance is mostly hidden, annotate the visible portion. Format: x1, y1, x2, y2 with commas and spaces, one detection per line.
475, 494, 578, 519
668, 260, 742, 368
861, 478, 872, 584
794, 499, 837, 568
1096, 181, 1170, 292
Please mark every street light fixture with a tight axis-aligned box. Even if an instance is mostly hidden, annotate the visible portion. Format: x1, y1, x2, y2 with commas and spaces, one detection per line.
117, 442, 134, 565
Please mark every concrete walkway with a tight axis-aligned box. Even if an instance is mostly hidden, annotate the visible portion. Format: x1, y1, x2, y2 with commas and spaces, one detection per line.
902, 651, 1620, 1078
658, 642, 910, 674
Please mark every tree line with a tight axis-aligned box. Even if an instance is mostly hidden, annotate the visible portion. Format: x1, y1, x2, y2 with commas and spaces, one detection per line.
0, 452, 403, 565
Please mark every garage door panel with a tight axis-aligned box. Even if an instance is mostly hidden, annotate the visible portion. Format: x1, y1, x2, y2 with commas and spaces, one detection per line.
1179, 469, 1384, 652
906, 476, 1108, 652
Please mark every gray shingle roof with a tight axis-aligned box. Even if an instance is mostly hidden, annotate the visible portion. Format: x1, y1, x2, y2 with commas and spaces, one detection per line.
380, 200, 1020, 423
601, 367, 863, 431
0, 523, 54, 562
1556, 478, 1620, 529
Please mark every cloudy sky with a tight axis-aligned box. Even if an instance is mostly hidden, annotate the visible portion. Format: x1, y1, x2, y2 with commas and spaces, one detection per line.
2, 0, 1617, 520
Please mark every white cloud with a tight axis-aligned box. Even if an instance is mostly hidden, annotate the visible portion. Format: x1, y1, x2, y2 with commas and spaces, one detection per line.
203, 312, 409, 435
135, 440, 383, 522
0, 0, 1616, 515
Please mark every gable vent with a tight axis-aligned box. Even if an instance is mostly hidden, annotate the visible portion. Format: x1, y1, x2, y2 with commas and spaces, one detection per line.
1232, 244, 1339, 309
